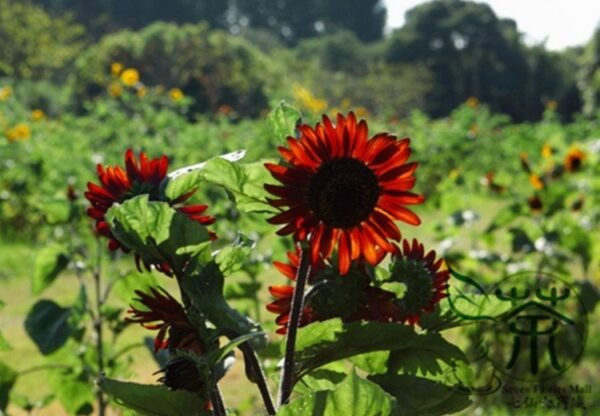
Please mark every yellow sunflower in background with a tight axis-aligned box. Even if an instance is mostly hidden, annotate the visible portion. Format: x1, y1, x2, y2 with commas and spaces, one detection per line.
121, 68, 140, 87
169, 88, 184, 102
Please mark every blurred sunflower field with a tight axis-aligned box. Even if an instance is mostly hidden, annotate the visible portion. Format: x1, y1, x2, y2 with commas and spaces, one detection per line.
1, 0, 600, 415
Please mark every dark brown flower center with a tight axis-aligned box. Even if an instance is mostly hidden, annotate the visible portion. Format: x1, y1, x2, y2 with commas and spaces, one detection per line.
390, 259, 434, 316
308, 158, 379, 228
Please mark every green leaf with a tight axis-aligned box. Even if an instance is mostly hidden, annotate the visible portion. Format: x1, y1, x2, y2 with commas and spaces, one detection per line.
386, 333, 472, 386
24, 300, 72, 355
200, 158, 278, 213
161, 211, 211, 259
266, 101, 302, 144
294, 365, 347, 396
0, 362, 17, 412
32, 244, 70, 295
293, 319, 422, 379
107, 196, 175, 249
98, 376, 208, 416
369, 374, 471, 416
350, 351, 389, 374
180, 261, 265, 349
215, 245, 252, 276
279, 371, 394, 416
106, 196, 210, 266
49, 370, 94, 415
163, 150, 246, 202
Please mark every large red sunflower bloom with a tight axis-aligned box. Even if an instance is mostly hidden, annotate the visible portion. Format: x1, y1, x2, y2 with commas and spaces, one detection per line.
387, 239, 450, 325
267, 250, 402, 334
127, 287, 204, 354
85, 149, 215, 254
265, 112, 424, 274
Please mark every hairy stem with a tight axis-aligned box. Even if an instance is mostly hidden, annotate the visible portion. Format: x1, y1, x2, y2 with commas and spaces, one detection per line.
238, 341, 276, 415
278, 245, 311, 406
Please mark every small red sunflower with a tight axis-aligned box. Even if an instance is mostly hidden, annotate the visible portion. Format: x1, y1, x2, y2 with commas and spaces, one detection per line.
265, 112, 424, 274
85, 149, 215, 253
387, 239, 450, 325
127, 287, 204, 354
267, 250, 402, 334
564, 147, 585, 172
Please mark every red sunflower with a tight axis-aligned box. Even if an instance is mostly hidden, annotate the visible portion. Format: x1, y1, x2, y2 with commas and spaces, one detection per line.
127, 287, 204, 354
85, 149, 215, 253
387, 239, 450, 325
265, 112, 424, 274
267, 250, 402, 334
564, 147, 585, 172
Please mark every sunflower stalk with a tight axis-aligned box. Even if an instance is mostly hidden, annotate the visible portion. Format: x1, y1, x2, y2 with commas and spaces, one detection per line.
93, 238, 107, 416
278, 244, 312, 406
238, 341, 276, 415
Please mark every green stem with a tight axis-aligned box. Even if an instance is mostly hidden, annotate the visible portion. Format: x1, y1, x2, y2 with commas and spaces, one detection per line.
238, 341, 276, 415
18, 364, 71, 376
93, 239, 107, 416
210, 385, 227, 416
278, 245, 311, 406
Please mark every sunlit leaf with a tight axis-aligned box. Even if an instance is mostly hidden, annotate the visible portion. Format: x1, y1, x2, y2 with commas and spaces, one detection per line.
164, 150, 247, 201
266, 101, 301, 144
98, 376, 208, 416
279, 371, 394, 416
200, 158, 278, 214
369, 374, 471, 416
215, 245, 252, 276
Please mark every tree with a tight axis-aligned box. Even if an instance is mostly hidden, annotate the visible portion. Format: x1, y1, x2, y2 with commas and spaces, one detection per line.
386, 0, 530, 119
578, 26, 600, 116
32, 0, 229, 36
230, 0, 386, 45
0, 0, 85, 79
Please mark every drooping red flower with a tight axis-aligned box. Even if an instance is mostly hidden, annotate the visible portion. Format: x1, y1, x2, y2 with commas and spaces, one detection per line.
85, 149, 215, 254
387, 239, 450, 325
265, 112, 424, 274
127, 287, 204, 354
156, 356, 205, 392
267, 250, 402, 334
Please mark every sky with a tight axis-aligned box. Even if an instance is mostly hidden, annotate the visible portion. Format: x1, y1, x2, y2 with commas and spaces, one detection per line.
384, 0, 600, 50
